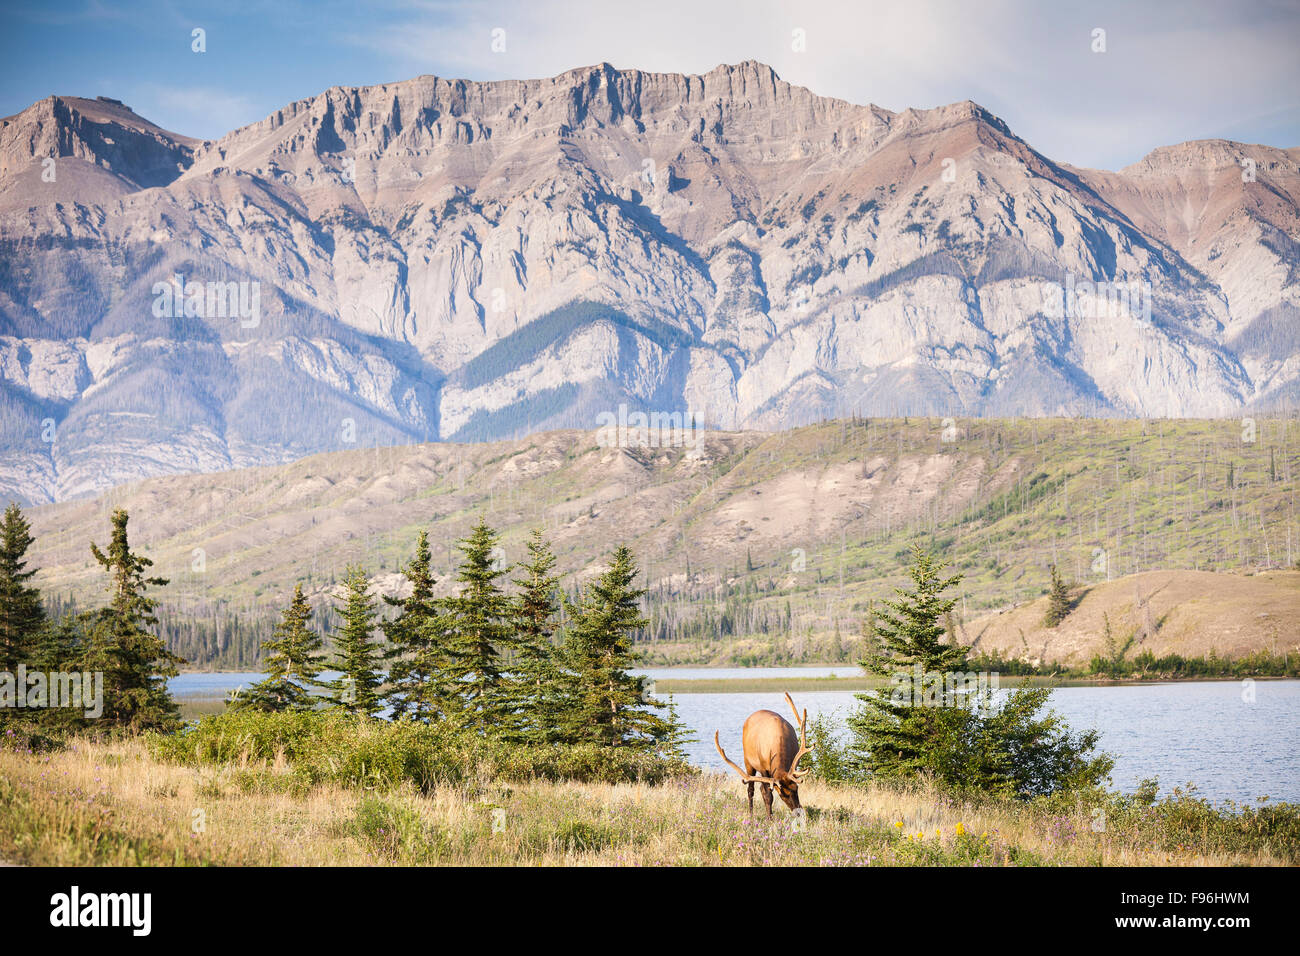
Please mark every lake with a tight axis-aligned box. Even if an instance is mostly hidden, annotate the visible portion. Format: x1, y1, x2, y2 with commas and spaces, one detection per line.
169, 670, 1300, 805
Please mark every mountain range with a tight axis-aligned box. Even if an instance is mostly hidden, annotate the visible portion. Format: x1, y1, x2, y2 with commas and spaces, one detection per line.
2, 61, 1298, 504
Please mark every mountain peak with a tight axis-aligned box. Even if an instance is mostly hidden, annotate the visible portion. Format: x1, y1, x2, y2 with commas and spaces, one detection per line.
0, 93, 196, 191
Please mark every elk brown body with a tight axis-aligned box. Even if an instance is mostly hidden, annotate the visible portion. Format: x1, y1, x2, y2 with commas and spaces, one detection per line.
714, 693, 812, 816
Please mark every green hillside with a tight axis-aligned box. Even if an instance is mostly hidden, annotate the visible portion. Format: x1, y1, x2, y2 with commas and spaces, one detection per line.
24, 416, 1300, 667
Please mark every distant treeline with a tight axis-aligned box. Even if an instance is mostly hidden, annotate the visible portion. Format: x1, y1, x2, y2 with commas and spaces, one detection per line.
969, 648, 1299, 680
129, 581, 863, 670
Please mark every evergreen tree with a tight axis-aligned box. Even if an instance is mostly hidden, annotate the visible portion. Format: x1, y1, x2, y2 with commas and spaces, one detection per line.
326, 567, 383, 717
30, 615, 86, 673
847, 546, 1112, 796
25, 615, 90, 733
230, 584, 323, 712
382, 531, 452, 720
847, 545, 969, 779
556, 546, 682, 750
503, 528, 565, 742
1043, 563, 1074, 627
82, 510, 184, 731
0, 503, 45, 672
440, 521, 515, 726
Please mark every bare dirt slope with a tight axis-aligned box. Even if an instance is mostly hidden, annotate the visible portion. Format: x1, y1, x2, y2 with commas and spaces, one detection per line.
963, 569, 1299, 667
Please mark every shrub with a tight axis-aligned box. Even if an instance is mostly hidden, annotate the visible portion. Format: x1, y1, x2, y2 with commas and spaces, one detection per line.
351, 796, 450, 864
146, 709, 695, 791
806, 712, 860, 784
1039, 779, 1300, 864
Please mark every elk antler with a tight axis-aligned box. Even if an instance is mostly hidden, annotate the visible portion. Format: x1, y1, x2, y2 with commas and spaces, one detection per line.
784, 692, 813, 779
714, 731, 773, 784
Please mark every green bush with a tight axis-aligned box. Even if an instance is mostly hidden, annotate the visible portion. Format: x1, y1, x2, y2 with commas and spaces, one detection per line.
351, 796, 450, 864
1030, 777, 1300, 864
806, 712, 860, 784
146, 709, 695, 791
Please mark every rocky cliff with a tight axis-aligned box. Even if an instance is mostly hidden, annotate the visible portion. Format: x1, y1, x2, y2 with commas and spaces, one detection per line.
2, 63, 1297, 503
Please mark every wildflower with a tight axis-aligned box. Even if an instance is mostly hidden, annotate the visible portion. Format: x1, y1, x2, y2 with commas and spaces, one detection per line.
956, 822, 965, 837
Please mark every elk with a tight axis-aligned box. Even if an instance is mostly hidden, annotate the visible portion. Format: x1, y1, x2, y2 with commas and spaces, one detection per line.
714, 692, 813, 816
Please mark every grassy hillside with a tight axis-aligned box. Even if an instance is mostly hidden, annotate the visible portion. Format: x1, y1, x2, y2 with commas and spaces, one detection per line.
23, 416, 1300, 667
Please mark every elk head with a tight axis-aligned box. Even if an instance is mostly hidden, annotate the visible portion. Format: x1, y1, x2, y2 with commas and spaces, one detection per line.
714, 692, 813, 815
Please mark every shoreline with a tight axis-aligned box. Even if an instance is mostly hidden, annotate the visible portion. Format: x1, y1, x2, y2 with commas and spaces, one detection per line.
653, 674, 1295, 694
169, 669, 1297, 696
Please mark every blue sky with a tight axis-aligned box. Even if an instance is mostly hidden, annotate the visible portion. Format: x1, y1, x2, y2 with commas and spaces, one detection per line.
1, 0, 1297, 170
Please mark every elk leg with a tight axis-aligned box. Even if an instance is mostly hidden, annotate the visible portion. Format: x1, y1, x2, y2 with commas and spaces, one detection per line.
746, 780, 754, 815
761, 779, 774, 817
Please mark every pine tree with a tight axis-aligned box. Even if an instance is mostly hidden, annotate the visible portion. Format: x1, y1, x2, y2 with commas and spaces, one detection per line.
556, 546, 682, 750
0, 503, 45, 672
847, 545, 969, 778
440, 521, 515, 726
327, 567, 383, 717
230, 584, 323, 712
82, 510, 184, 731
1043, 563, 1073, 627
503, 528, 565, 742
382, 531, 452, 720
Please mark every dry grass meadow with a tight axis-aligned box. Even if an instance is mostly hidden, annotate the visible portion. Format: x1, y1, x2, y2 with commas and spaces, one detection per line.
1, 734, 1291, 867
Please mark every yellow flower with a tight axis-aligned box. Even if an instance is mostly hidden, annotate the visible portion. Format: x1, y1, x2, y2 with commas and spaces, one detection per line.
894, 821, 904, 829
956, 822, 966, 837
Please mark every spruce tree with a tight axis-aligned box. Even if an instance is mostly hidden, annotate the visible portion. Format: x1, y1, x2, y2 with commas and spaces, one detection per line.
327, 567, 383, 717
847, 546, 1112, 796
382, 531, 452, 720
503, 528, 565, 742
82, 510, 184, 731
847, 545, 969, 779
230, 584, 323, 712
1043, 563, 1073, 627
440, 520, 515, 726
31, 616, 86, 673
27, 615, 90, 733
0, 503, 45, 672
556, 546, 681, 750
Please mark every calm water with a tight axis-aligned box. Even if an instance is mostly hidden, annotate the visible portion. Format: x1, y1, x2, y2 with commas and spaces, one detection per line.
169, 671, 1300, 804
